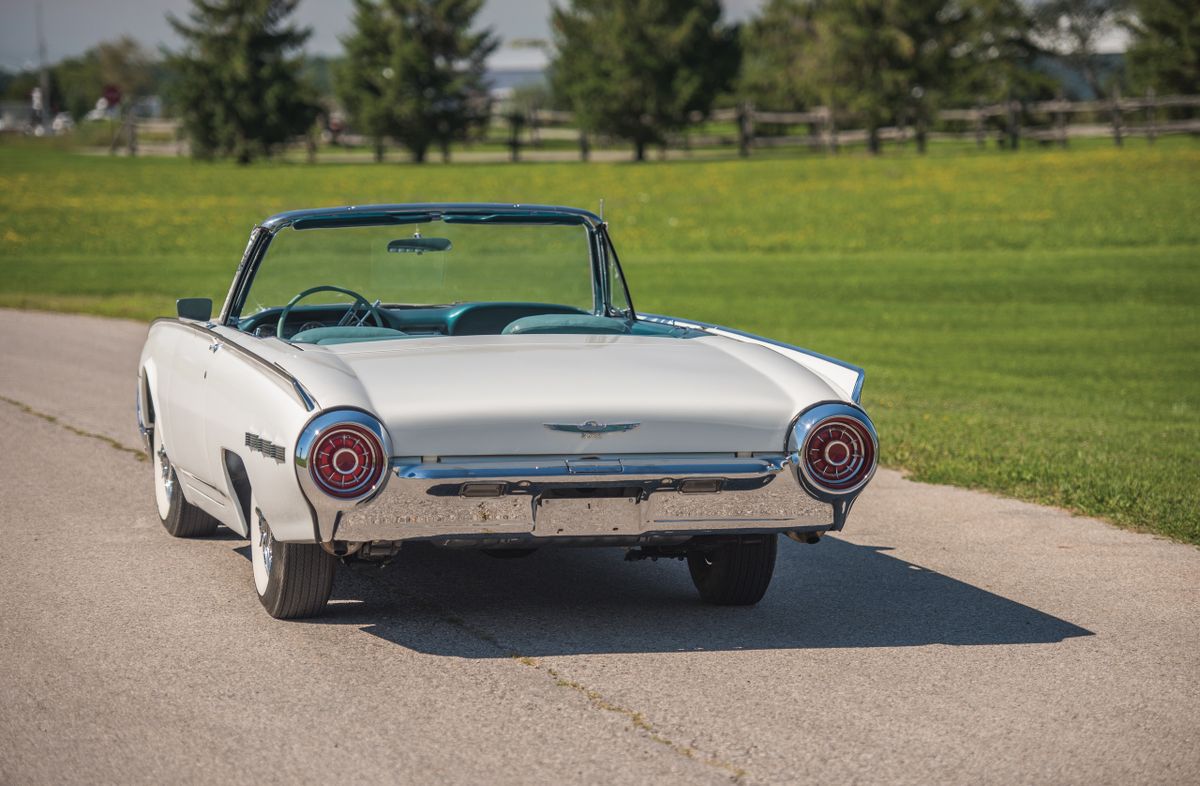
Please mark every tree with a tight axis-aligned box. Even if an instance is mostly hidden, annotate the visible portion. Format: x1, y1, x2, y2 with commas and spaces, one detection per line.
167, 0, 318, 163
952, 0, 1049, 104
898, 0, 1040, 151
1031, 0, 1129, 97
1125, 0, 1200, 94
820, 0, 913, 154
739, 0, 1042, 154
739, 0, 829, 112
550, 0, 740, 161
337, 0, 498, 163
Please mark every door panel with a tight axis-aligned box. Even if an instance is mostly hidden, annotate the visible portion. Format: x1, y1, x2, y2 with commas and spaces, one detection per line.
202, 336, 256, 536
163, 327, 215, 483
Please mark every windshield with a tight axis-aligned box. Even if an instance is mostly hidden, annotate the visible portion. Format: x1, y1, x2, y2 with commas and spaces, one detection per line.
244, 220, 596, 314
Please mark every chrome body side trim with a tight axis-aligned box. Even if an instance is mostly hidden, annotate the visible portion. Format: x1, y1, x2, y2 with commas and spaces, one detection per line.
150, 318, 318, 411
637, 313, 866, 403
175, 465, 230, 502
291, 380, 317, 411
327, 453, 838, 544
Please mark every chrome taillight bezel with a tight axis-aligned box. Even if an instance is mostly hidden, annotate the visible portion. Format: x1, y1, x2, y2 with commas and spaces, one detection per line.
787, 402, 878, 501
295, 409, 392, 506
309, 422, 385, 498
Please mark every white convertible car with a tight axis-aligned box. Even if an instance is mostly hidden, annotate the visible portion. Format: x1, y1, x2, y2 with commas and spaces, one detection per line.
138, 203, 877, 618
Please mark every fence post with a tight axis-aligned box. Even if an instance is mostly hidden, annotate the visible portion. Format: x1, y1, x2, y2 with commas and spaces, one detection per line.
1055, 92, 1068, 148
578, 131, 589, 162
1006, 98, 1020, 150
528, 108, 540, 147
737, 102, 754, 157
1110, 84, 1123, 147
506, 111, 523, 162
1145, 88, 1157, 145
109, 110, 132, 155
974, 102, 985, 149
822, 106, 837, 153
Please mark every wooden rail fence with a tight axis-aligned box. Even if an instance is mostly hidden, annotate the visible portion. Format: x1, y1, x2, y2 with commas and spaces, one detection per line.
499, 92, 1200, 160
118, 93, 1200, 160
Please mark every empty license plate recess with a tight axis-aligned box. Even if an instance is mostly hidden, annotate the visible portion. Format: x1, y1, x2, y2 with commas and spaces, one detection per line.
534, 496, 645, 536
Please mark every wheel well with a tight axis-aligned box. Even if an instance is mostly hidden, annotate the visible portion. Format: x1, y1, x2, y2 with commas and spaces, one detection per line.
223, 450, 253, 530
141, 372, 156, 425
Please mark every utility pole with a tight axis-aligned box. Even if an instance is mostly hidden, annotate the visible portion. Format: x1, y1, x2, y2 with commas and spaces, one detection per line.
36, 2, 50, 132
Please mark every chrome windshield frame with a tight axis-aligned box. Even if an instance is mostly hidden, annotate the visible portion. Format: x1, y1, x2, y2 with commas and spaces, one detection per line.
219, 203, 618, 327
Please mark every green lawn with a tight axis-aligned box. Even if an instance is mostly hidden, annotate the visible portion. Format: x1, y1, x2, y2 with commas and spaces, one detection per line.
1, 140, 1197, 544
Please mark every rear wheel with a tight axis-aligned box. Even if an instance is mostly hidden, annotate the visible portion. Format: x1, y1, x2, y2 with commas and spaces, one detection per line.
687, 535, 778, 606
250, 495, 336, 619
152, 425, 218, 538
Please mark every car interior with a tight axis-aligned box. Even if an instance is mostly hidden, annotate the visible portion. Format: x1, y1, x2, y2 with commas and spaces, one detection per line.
234, 223, 694, 346
238, 298, 692, 346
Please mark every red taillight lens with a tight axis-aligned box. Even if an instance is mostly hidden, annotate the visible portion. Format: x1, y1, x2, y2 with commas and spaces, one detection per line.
310, 423, 384, 499
803, 417, 875, 492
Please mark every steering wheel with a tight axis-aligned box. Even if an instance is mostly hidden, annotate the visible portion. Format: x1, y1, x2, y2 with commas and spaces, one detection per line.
276, 285, 385, 339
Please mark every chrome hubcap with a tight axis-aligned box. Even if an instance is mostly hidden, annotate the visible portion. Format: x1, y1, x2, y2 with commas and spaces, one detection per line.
158, 444, 174, 502
258, 511, 274, 575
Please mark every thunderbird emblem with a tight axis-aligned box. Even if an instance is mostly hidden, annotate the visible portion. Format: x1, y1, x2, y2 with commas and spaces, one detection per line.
544, 420, 641, 438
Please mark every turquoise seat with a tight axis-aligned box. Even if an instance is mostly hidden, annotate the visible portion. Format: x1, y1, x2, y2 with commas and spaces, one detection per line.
502, 314, 631, 335
290, 326, 408, 345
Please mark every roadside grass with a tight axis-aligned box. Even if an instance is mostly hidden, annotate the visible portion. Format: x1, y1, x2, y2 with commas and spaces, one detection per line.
1, 139, 1197, 544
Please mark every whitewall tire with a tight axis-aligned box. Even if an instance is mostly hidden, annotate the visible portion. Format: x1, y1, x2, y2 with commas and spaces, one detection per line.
249, 494, 336, 619
152, 423, 217, 538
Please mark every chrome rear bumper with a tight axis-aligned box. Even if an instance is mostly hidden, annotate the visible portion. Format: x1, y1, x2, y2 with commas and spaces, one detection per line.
327, 455, 840, 546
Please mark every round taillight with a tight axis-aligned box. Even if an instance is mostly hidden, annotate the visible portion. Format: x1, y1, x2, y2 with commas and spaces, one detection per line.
803, 416, 875, 493
310, 423, 384, 499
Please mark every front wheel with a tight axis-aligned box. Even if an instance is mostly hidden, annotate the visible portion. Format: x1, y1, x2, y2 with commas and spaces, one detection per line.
687, 535, 778, 606
152, 425, 217, 538
250, 496, 336, 619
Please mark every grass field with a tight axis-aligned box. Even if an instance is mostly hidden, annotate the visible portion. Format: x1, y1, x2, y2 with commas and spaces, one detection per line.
1, 140, 1197, 544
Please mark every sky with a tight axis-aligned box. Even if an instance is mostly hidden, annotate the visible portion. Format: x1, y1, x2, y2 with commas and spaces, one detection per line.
0, 0, 766, 71
0, 0, 1131, 73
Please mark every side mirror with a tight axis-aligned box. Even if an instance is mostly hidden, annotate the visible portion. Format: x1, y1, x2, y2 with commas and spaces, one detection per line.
177, 297, 212, 322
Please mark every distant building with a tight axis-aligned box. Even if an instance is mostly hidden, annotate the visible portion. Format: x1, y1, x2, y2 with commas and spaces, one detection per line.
486, 45, 548, 99
0, 100, 32, 131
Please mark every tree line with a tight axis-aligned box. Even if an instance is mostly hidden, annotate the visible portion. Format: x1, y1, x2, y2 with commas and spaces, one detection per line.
6, 0, 1197, 163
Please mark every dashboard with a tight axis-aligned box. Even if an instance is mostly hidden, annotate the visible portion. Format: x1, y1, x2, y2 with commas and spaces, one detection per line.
239, 302, 589, 340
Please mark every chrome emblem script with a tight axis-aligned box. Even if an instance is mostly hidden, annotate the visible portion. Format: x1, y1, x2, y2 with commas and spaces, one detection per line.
544, 420, 641, 439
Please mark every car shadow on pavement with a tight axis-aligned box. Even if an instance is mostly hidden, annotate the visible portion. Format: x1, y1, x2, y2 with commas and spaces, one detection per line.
314, 537, 1093, 656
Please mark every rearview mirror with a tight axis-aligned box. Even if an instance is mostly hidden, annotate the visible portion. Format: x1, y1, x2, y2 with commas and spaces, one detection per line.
387, 237, 452, 254
177, 297, 212, 321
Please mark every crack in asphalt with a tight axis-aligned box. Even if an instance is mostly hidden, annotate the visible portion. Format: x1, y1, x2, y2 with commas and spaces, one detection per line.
0, 395, 148, 462
430, 608, 749, 782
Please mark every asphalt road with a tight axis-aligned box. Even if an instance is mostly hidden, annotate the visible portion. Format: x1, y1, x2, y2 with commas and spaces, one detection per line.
1, 308, 1197, 785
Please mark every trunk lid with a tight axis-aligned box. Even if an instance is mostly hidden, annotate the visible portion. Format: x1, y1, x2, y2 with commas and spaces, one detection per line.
320, 334, 840, 456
